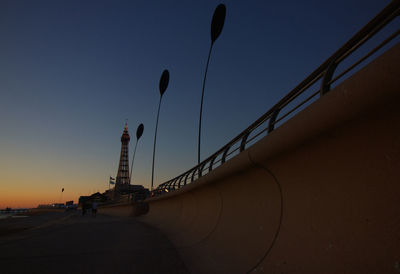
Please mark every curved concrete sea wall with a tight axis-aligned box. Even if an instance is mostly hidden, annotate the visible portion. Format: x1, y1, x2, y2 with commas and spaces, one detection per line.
138, 43, 400, 273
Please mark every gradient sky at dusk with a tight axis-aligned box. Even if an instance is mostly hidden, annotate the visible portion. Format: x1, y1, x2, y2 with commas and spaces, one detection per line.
0, 0, 397, 208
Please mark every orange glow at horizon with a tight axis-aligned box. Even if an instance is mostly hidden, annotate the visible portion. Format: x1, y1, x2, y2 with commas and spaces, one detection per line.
0, 170, 149, 209
0, 184, 80, 209
0, 146, 118, 209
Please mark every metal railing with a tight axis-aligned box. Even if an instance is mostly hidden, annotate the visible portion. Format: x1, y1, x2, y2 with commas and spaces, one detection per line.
152, 1, 400, 196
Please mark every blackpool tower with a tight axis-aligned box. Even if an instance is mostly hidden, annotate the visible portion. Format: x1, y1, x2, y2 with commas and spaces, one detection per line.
115, 123, 130, 193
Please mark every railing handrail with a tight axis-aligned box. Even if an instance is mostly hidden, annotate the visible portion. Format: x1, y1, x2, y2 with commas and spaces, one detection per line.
152, 1, 400, 195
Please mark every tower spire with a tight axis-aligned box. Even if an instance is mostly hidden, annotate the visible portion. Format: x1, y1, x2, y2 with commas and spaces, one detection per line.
115, 123, 130, 196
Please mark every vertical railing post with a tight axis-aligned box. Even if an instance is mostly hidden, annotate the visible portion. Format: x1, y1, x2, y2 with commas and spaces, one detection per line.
198, 162, 207, 177
183, 171, 191, 186
208, 155, 217, 172
268, 109, 280, 133
240, 131, 250, 152
191, 168, 197, 182
221, 145, 231, 164
320, 60, 338, 95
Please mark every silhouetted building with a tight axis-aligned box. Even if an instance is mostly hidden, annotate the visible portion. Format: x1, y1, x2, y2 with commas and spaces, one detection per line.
79, 192, 107, 206
117, 184, 150, 201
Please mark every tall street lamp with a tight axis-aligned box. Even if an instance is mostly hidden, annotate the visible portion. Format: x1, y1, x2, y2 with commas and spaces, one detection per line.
198, 4, 226, 164
151, 70, 170, 190
129, 123, 144, 185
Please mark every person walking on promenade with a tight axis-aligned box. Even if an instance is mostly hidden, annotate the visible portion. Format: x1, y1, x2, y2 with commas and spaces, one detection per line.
92, 201, 98, 217
82, 203, 87, 216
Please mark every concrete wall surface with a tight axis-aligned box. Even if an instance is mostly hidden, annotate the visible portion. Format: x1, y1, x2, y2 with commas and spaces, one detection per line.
99, 201, 149, 217
140, 43, 400, 273
98, 203, 135, 217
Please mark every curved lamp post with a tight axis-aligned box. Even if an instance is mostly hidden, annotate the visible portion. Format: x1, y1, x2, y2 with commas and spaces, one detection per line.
151, 70, 170, 190
198, 4, 226, 164
129, 123, 144, 185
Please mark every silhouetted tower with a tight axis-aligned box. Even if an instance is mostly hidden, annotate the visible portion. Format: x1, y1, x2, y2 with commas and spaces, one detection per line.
116, 123, 130, 190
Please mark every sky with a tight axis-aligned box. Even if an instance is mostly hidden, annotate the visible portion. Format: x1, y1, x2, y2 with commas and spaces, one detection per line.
0, 0, 398, 208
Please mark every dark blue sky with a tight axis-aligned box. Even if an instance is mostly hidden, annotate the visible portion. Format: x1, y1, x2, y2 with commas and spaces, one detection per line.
0, 0, 397, 206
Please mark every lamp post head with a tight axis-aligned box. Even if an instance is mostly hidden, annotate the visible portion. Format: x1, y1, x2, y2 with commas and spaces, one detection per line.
159, 69, 170, 97
211, 4, 226, 44
136, 123, 144, 140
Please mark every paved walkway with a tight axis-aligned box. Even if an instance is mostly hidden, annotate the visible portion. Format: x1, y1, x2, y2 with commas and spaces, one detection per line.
0, 212, 188, 274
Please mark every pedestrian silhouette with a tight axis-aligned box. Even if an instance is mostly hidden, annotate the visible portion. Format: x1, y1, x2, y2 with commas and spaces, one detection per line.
92, 201, 98, 217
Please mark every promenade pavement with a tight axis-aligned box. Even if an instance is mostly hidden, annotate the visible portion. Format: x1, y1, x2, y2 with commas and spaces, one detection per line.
0, 212, 188, 274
